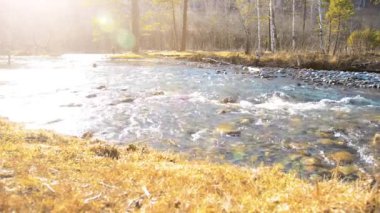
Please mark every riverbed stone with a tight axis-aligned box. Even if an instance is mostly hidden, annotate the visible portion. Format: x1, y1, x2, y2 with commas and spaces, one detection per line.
319, 139, 345, 146
86, 94, 97, 98
120, 97, 135, 103
152, 91, 165, 96
96, 85, 106, 90
372, 133, 380, 146
218, 108, 232, 114
287, 142, 310, 150
328, 151, 355, 164
220, 97, 237, 104
0, 169, 14, 179
239, 118, 253, 125
215, 123, 241, 137
82, 131, 94, 140
288, 154, 303, 161
316, 130, 335, 138
334, 165, 358, 176
301, 157, 321, 166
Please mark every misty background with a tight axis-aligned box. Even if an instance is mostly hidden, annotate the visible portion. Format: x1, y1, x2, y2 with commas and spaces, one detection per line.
0, 0, 379, 55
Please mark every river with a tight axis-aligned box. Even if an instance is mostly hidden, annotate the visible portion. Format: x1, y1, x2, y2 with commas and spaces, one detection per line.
0, 54, 379, 179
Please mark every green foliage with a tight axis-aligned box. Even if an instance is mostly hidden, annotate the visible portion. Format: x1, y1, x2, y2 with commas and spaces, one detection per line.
347, 28, 380, 52
326, 0, 354, 23
235, 0, 255, 27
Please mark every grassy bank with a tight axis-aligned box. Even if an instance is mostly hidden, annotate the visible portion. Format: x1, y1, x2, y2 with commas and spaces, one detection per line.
111, 51, 380, 72
0, 118, 379, 212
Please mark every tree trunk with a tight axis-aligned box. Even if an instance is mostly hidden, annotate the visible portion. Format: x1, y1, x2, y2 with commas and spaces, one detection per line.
245, 30, 251, 55
256, 0, 261, 54
302, 0, 307, 48
332, 16, 341, 56
317, 0, 325, 53
131, 0, 140, 53
180, 0, 188, 51
171, 0, 178, 50
327, 19, 332, 54
269, 0, 277, 52
292, 0, 296, 51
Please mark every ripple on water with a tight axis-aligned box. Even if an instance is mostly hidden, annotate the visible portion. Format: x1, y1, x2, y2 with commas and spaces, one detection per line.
0, 56, 379, 178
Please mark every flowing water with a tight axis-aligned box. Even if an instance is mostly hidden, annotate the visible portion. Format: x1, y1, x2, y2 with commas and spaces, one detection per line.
1, 54, 379, 179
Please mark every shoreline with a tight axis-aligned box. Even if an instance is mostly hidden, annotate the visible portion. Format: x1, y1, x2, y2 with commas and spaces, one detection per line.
1, 118, 379, 211
110, 51, 380, 73
109, 51, 380, 89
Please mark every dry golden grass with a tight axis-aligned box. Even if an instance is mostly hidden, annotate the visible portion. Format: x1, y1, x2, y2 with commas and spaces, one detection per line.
1, 118, 379, 212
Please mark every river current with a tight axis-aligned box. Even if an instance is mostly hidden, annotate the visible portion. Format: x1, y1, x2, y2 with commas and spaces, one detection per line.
1, 54, 379, 179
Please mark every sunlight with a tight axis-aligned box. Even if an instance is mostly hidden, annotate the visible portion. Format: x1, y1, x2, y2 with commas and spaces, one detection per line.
95, 13, 116, 33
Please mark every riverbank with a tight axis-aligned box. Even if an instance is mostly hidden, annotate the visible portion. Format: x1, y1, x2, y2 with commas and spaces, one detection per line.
110, 51, 380, 73
0, 118, 379, 212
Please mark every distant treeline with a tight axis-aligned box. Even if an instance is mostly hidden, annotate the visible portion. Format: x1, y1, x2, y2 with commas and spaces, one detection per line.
0, 0, 379, 55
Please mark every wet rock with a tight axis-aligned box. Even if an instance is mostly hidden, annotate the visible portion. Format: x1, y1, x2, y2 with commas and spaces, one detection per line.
120, 97, 135, 103
152, 91, 165, 96
215, 123, 241, 137
217, 108, 232, 114
303, 165, 319, 173
301, 157, 322, 166
60, 103, 83, 108
86, 94, 97, 98
46, 119, 63, 124
96, 85, 106, 90
372, 133, 380, 146
316, 130, 335, 138
239, 118, 253, 125
287, 142, 310, 150
288, 154, 303, 161
0, 169, 14, 179
334, 165, 358, 176
328, 151, 355, 164
82, 131, 94, 140
220, 97, 237, 104
319, 139, 345, 146
109, 97, 135, 105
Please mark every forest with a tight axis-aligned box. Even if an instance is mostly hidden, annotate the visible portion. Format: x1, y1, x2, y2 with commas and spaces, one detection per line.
0, 0, 379, 55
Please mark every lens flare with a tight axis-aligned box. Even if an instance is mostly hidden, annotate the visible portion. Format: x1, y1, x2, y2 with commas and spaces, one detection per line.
95, 13, 115, 33
116, 29, 135, 50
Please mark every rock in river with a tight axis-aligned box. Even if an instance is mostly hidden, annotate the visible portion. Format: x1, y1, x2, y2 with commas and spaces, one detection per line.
328, 151, 355, 164
216, 123, 241, 137
334, 165, 359, 176
239, 118, 253, 125
220, 97, 237, 104
301, 157, 322, 166
372, 133, 380, 146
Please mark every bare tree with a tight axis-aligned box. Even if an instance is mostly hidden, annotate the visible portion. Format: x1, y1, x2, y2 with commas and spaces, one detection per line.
318, 0, 325, 53
132, 0, 140, 53
171, 0, 179, 50
269, 0, 277, 52
292, 0, 296, 51
302, 0, 307, 48
256, 0, 262, 54
180, 0, 189, 51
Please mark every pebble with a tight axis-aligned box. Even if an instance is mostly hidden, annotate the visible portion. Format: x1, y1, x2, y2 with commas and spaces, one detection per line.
215, 123, 241, 137
328, 151, 355, 164
0, 169, 14, 179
